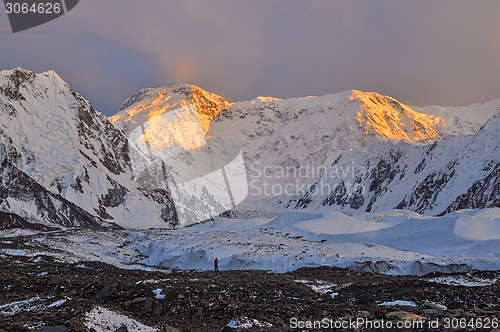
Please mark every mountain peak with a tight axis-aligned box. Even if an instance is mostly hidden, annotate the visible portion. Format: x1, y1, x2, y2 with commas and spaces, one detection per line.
112, 84, 231, 136
0, 68, 179, 229
253, 96, 282, 103
0, 68, 69, 104
0, 68, 37, 87
119, 84, 226, 111
347, 90, 444, 142
1, 68, 63, 82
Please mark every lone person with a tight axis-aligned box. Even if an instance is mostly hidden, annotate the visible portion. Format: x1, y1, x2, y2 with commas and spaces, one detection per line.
214, 258, 219, 271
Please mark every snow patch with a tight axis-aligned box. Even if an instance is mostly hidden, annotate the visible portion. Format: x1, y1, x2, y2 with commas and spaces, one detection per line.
84, 306, 158, 332
152, 289, 165, 299
379, 300, 417, 307
427, 276, 498, 287
0, 296, 43, 315
47, 299, 67, 308
295, 280, 337, 294
227, 317, 272, 329
454, 211, 500, 241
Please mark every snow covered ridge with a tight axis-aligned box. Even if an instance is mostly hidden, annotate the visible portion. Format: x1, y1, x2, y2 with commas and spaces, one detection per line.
109, 75, 500, 221
207, 89, 500, 215
0, 68, 178, 229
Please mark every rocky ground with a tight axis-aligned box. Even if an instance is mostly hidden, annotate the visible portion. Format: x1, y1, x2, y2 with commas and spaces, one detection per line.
0, 255, 499, 332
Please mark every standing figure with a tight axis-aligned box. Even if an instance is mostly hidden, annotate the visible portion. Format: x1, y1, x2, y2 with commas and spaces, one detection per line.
214, 258, 219, 271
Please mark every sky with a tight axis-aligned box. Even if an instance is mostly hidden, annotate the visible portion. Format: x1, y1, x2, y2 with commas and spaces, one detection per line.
1, 1, 500, 116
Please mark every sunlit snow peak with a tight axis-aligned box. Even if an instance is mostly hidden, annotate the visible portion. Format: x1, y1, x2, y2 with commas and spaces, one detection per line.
350, 90, 445, 142
110, 84, 231, 140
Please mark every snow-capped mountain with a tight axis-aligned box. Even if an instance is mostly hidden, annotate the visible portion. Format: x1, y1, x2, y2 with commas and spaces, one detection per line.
111, 84, 247, 226
402, 115, 500, 214
2, 68, 500, 230
0, 68, 177, 229
110, 84, 235, 187
111, 84, 231, 137
207, 90, 500, 215
209, 90, 442, 169
109, 81, 500, 218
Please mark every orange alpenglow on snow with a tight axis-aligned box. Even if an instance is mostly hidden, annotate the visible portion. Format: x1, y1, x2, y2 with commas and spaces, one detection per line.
350, 90, 445, 142
110, 84, 231, 151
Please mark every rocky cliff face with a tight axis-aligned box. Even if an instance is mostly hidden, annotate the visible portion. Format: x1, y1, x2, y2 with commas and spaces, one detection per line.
0, 159, 109, 230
